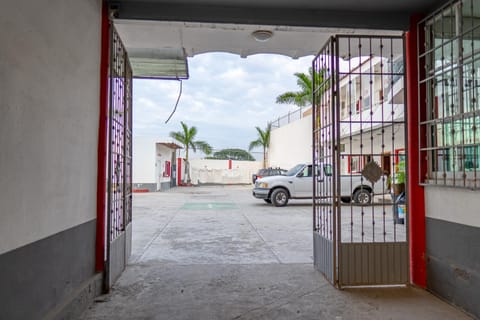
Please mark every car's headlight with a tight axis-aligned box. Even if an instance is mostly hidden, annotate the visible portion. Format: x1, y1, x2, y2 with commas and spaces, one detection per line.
257, 182, 269, 188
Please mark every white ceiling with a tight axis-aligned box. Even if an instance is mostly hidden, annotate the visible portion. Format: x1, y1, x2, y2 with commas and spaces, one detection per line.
111, 0, 447, 78
115, 20, 402, 78
115, 20, 403, 58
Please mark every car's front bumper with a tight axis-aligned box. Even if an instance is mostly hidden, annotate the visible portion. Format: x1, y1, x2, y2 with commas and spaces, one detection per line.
252, 188, 270, 199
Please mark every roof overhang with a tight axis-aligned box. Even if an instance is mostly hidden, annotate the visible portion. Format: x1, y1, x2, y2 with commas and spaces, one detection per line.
110, 0, 449, 79
128, 47, 188, 79
157, 142, 183, 150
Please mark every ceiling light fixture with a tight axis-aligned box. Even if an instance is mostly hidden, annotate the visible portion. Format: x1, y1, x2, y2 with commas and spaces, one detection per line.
251, 30, 273, 42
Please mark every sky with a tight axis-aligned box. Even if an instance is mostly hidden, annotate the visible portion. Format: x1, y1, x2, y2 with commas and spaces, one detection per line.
132, 52, 313, 159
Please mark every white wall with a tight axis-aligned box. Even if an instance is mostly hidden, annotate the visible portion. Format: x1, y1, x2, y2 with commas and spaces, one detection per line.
133, 136, 158, 184
0, 0, 102, 254
425, 187, 480, 228
155, 144, 175, 189
190, 159, 262, 184
339, 124, 405, 175
269, 115, 312, 169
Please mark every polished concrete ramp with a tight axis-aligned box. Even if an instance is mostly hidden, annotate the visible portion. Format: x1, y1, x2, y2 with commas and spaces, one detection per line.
80, 186, 471, 320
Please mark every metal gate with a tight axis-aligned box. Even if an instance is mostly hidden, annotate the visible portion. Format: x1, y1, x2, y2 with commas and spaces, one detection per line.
105, 26, 133, 287
313, 35, 409, 287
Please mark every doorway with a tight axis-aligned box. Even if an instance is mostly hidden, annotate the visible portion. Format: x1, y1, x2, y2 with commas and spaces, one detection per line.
313, 35, 409, 287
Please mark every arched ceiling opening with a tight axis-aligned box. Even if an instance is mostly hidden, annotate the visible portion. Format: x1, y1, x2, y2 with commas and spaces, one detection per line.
111, 0, 447, 78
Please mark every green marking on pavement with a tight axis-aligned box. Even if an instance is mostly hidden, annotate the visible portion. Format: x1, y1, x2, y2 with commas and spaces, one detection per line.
181, 202, 237, 210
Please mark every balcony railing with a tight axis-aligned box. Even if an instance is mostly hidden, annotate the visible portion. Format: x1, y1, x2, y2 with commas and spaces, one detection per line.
269, 107, 309, 129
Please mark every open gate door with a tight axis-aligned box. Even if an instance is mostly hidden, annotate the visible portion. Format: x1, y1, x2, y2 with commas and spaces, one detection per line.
105, 26, 133, 288
313, 35, 409, 287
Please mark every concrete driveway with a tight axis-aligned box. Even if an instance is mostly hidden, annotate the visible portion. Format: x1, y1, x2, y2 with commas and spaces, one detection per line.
80, 185, 472, 320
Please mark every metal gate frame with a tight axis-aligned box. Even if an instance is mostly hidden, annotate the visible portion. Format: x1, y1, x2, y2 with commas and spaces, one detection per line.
313, 34, 409, 287
105, 25, 133, 289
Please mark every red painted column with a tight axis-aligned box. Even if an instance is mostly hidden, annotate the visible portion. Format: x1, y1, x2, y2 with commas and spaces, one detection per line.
406, 15, 427, 288
95, 3, 109, 273
228, 159, 232, 170
177, 158, 182, 186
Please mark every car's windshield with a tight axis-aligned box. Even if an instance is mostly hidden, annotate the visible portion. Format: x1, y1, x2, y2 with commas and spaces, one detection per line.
285, 164, 305, 176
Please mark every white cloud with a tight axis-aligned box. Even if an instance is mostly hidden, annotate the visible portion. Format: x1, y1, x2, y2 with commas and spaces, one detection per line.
133, 52, 313, 152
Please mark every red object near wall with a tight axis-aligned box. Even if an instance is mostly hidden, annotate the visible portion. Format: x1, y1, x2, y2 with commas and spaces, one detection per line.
228, 159, 232, 169
163, 160, 171, 177
406, 15, 427, 288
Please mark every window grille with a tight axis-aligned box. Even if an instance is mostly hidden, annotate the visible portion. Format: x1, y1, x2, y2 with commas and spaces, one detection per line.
419, 0, 480, 188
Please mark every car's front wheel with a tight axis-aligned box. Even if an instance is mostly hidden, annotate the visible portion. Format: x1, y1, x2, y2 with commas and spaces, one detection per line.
353, 189, 372, 204
271, 188, 289, 207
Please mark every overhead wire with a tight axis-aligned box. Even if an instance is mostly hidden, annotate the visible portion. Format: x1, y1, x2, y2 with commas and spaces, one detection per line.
165, 79, 183, 124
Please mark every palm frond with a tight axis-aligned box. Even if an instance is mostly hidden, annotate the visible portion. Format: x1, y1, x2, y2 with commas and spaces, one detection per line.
188, 126, 198, 140
295, 72, 311, 92
250, 124, 271, 150
169, 131, 186, 145
194, 141, 213, 155
180, 121, 189, 136
248, 139, 262, 151
275, 92, 298, 104
275, 68, 317, 107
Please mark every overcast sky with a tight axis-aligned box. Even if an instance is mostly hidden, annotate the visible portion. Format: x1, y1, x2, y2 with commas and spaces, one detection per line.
133, 52, 313, 158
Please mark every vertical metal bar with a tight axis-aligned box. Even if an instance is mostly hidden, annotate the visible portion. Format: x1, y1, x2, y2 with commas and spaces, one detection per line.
402, 34, 411, 283
331, 36, 339, 287
455, 3, 465, 187
334, 36, 341, 287
312, 57, 317, 233
121, 52, 128, 230
348, 36, 354, 243
359, 37, 366, 243
472, 0, 479, 188
380, 37, 387, 243
368, 37, 375, 243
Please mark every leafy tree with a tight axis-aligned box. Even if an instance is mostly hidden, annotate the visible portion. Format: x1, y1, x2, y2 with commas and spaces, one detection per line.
248, 124, 271, 168
275, 67, 327, 107
206, 148, 255, 161
169, 121, 212, 183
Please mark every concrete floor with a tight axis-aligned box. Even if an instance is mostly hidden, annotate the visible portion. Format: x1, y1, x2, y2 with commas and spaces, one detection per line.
79, 185, 472, 320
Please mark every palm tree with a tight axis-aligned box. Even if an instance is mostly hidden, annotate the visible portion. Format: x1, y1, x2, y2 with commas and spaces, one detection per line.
275, 67, 326, 107
169, 121, 212, 184
249, 124, 271, 168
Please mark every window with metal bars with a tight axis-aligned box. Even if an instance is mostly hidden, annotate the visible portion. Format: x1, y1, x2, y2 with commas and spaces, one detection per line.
419, 0, 480, 188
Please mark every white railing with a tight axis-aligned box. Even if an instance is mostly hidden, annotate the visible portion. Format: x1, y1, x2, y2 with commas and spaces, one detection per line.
269, 107, 308, 129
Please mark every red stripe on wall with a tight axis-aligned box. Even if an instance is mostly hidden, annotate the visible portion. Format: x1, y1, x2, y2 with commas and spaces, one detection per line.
406, 15, 427, 288
95, 3, 109, 273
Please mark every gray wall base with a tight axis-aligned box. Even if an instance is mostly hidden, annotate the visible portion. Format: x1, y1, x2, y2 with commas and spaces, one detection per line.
133, 183, 156, 192
159, 181, 171, 191
0, 219, 97, 320
313, 232, 334, 284
426, 217, 480, 319
44, 273, 103, 320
